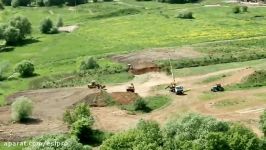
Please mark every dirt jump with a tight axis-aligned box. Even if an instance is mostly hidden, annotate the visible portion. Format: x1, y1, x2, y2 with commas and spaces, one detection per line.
1, 67, 266, 141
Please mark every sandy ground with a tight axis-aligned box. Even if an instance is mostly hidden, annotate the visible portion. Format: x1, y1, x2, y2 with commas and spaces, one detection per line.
0, 67, 265, 141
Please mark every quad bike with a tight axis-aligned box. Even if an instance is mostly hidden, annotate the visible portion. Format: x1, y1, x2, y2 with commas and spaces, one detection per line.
211, 84, 224, 92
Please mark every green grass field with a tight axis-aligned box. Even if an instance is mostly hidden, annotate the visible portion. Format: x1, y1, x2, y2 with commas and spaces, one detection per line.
0, 0, 266, 105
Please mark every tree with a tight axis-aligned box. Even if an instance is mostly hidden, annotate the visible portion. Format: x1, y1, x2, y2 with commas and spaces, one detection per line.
40, 18, 53, 34
3, 26, 20, 45
202, 132, 230, 150
260, 110, 266, 136
227, 124, 260, 150
9, 15, 31, 40
101, 120, 163, 150
11, 97, 33, 122
15, 60, 35, 77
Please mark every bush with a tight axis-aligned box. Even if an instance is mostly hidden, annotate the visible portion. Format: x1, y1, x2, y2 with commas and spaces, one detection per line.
80, 57, 99, 71
63, 103, 94, 126
3, 26, 20, 45
71, 117, 94, 143
49, 27, 59, 34
40, 18, 53, 34
134, 98, 150, 112
11, 97, 33, 122
232, 6, 240, 14
24, 134, 91, 150
242, 6, 248, 12
15, 60, 35, 77
178, 11, 193, 19
56, 17, 63, 27
9, 15, 31, 39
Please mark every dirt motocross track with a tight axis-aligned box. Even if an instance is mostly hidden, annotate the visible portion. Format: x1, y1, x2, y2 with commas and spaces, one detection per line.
0, 67, 266, 141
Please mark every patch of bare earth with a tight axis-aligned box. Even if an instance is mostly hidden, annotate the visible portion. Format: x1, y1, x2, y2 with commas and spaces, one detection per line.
110, 47, 203, 74
58, 25, 79, 33
0, 87, 99, 141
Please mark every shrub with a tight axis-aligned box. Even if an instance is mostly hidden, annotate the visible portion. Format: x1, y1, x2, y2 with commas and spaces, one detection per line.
40, 18, 53, 34
80, 57, 99, 71
49, 27, 59, 34
24, 134, 91, 150
3, 26, 20, 45
71, 117, 94, 143
232, 6, 240, 14
178, 11, 193, 19
56, 17, 63, 27
63, 103, 94, 126
9, 15, 31, 39
11, 0, 19, 7
134, 98, 150, 112
242, 6, 248, 12
15, 60, 35, 77
11, 97, 33, 122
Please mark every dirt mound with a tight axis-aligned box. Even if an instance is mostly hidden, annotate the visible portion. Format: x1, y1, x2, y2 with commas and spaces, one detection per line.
79, 91, 114, 107
111, 92, 141, 104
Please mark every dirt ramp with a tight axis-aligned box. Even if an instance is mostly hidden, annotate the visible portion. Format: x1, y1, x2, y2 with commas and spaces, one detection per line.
78, 91, 114, 107
111, 92, 141, 105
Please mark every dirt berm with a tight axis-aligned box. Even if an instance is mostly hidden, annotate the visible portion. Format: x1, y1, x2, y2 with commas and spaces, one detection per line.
78, 91, 141, 107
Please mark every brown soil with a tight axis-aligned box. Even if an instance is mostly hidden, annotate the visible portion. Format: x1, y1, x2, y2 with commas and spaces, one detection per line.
0, 87, 99, 141
111, 92, 141, 105
110, 47, 203, 74
79, 91, 113, 107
